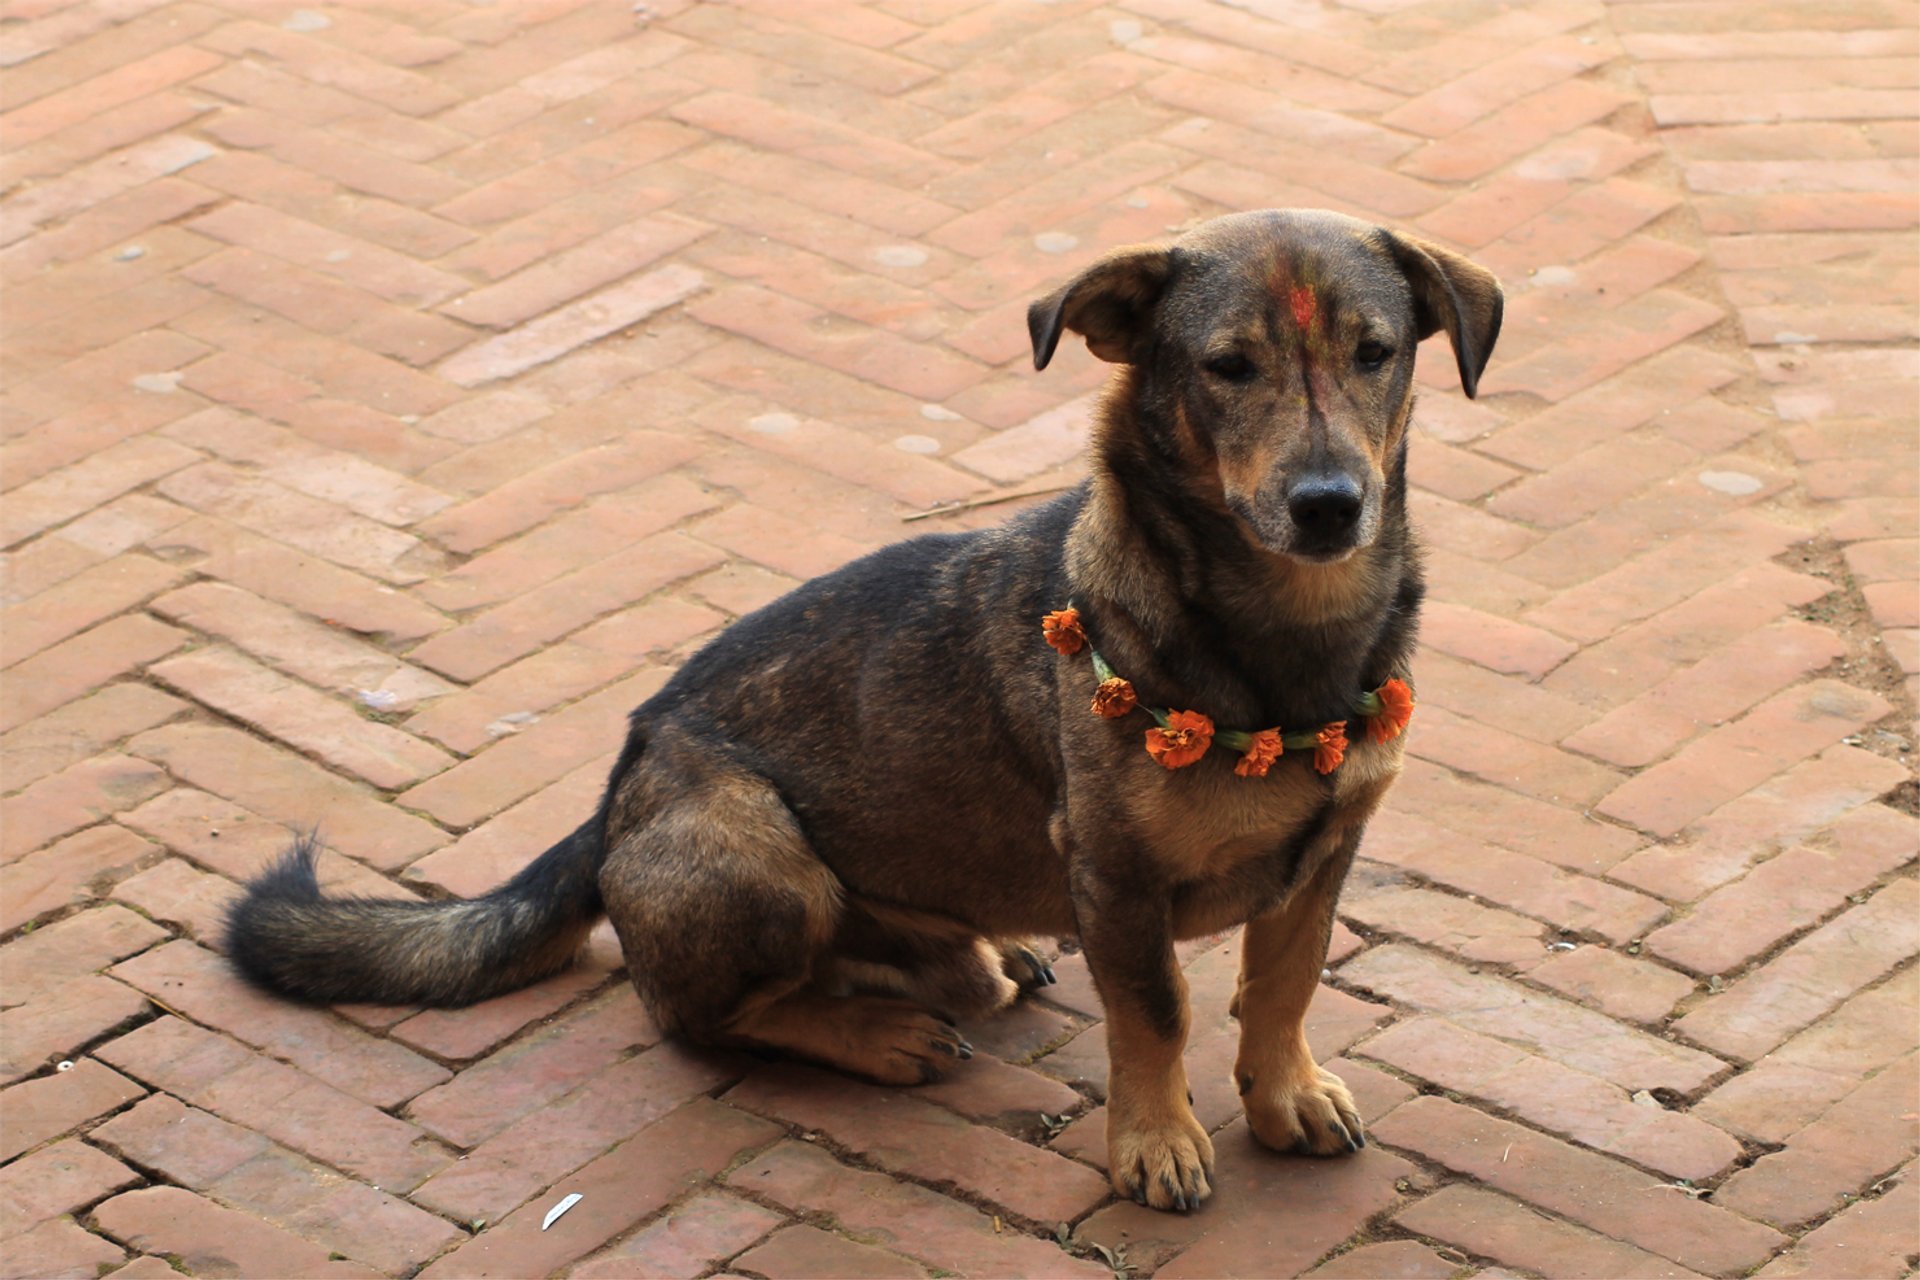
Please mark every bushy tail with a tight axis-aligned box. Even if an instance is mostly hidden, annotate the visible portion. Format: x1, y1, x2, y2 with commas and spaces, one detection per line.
227, 821, 605, 1007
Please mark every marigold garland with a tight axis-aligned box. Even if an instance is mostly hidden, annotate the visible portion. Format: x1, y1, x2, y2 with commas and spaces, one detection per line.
1313, 722, 1348, 775
1367, 678, 1414, 744
1146, 710, 1214, 770
1091, 677, 1137, 719
1234, 729, 1284, 778
1044, 605, 1412, 777
1042, 607, 1086, 656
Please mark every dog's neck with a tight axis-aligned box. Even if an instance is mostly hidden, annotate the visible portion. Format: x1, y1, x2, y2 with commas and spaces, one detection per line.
1064, 372, 1421, 728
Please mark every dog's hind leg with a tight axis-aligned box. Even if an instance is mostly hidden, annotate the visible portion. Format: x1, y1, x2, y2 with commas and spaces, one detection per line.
600, 757, 969, 1086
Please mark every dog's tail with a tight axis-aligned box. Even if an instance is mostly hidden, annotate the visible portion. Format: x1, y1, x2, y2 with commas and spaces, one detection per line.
226, 821, 605, 1007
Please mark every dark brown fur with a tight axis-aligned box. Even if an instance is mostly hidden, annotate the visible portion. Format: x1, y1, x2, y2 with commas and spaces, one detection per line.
228, 209, 1501, 1213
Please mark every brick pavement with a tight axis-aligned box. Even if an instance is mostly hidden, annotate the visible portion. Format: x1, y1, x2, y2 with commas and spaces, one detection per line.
2, 1, 1915, 1277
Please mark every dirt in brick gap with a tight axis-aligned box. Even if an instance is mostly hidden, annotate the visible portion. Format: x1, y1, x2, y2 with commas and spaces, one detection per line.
1778, 539, 1917, 813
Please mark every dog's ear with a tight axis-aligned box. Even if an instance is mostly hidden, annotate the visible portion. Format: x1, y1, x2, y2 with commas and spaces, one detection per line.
1385, 233, 1503, 399
1028, 245, 1176, 371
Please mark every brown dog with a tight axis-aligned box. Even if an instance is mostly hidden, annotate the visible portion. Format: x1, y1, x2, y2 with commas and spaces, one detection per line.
230, 208, 1501, 1213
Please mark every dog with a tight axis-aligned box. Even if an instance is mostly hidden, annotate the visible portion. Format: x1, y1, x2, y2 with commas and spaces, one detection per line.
229, 208, 1501, 1214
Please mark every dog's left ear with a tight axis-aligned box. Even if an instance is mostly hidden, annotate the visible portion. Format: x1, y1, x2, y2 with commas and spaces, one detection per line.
1385, 233, 1504, 399
1028, 245, 1176, 370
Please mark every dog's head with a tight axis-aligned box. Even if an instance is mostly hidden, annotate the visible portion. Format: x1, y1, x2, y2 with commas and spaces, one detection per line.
1029, 209, 1502, 563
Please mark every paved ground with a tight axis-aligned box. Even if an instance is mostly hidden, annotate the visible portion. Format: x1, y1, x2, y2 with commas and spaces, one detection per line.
3, 1, 1917, 1277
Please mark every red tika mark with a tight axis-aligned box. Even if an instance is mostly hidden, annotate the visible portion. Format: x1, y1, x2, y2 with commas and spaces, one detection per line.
1289, 284, 1317, 330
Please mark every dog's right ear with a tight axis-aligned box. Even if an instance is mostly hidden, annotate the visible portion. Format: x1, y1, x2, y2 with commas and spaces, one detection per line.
1028, 245, 1176, 370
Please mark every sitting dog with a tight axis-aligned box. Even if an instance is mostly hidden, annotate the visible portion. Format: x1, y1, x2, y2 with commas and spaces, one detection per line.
230, 208, 1501, 1213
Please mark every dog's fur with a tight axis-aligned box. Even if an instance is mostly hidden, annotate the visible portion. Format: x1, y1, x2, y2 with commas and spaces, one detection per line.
230, 209, 1501, 1213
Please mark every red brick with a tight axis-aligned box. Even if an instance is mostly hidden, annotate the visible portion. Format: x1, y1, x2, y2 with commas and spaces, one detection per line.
92, 1186, 378, 1280
0, 972, 152, 1087
0, 614, 186, 733
110, 857, 237, 948
1386, 760, 1646, 876
1597, 679, 1892, 836
1372, 1097, 1784, 1275
152, 647, 453, 789
110, 940, 450, 1107
1341, 946, 1720, 1093
3, 1217, 126, 1277
439, 263, 705, 386
0, 1137, 138, 1236
0, 554, 184, 668
2, 820, 157, 928
1395, 1185, 1706, 1280
157, 462, 441, 586
1418, 599, 1577, 679
1646, 830, 1917, 976
413, 1041, 741, 1222
419, 1099, 782, 1279
127, 722, 445, 869
96, 1015, 450, 1192
1364, 820, 1666, 946
1716, 1052, 1918, 1229
417, 431, 707, 554
0, 1058, 145, 1163
729, 1224, 928, 1279
162, 407, 452, 526
571, 1194, 785, 1280
0, 683, 182, 794
0, 754, 170, 862
1303, 1240, 1464, 1279
1610, 749, 1913, 902
1563, 620, 1846, 767
1673, 879, 1920, 1062
183, 201, 464, 309
1755, 1160, 1919, 1279
1524, 945, 1699, 1026
1416, 652, 1593, 746
1358, 1016, 1740, 1180
418, 476, 719, 613
403, 755, 612, 898
391, 959, 614, 1060
725, 1063, 1110, 1224
150, 581, 455, 713
397, 670, 664, 827
1410, 705, 1626, 808
94, 1094, 462, 1273
1343, 880, 1548, 968
1544, 561, 1831, 708
0, 904, 166, 1005
404, 985, 656, 1147
729, 1140, 1107, 1279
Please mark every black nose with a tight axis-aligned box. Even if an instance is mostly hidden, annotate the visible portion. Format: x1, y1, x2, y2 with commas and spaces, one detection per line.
1287, 475, 1363, 533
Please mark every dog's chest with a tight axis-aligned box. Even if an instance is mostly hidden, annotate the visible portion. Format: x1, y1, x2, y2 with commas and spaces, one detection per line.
1129, 739, 1401, 883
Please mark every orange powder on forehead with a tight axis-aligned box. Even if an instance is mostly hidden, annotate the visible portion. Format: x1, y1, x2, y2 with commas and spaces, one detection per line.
1289, 284, 1317, 330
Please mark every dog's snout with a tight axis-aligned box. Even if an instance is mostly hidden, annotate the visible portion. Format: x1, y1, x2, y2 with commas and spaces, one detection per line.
1286, 475, 1363, 534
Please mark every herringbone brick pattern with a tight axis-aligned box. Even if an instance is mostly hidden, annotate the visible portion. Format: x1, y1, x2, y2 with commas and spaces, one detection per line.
2, 1, 1915, 1276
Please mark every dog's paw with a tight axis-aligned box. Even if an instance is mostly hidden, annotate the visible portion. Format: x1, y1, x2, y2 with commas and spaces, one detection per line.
843, 999, 974, 1086
1244, 1063, 1364, 1155
1107, 1108, 1215, 1212
998, 939, 1057, 991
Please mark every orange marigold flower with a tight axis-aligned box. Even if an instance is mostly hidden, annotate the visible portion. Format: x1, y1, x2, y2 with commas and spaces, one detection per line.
1313, 721, 1348, 775
1234, 729, 1284, 778
1367, 678, 1414, 744
1042, 607, 1086, 656
1091, 677, 1137, 719
1146, 710, 1214, 770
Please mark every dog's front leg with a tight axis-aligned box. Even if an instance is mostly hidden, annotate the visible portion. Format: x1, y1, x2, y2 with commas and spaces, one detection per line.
1231, 832, 1366, 1155
1075, 872, 1214, 1211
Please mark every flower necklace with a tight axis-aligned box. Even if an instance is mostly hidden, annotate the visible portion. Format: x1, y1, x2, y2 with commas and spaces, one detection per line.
1042, 606, 1413, 777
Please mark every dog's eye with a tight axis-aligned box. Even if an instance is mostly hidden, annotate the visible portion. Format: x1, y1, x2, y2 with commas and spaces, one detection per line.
1204, 354, 1256, 382
1356, 341, 1393, 369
